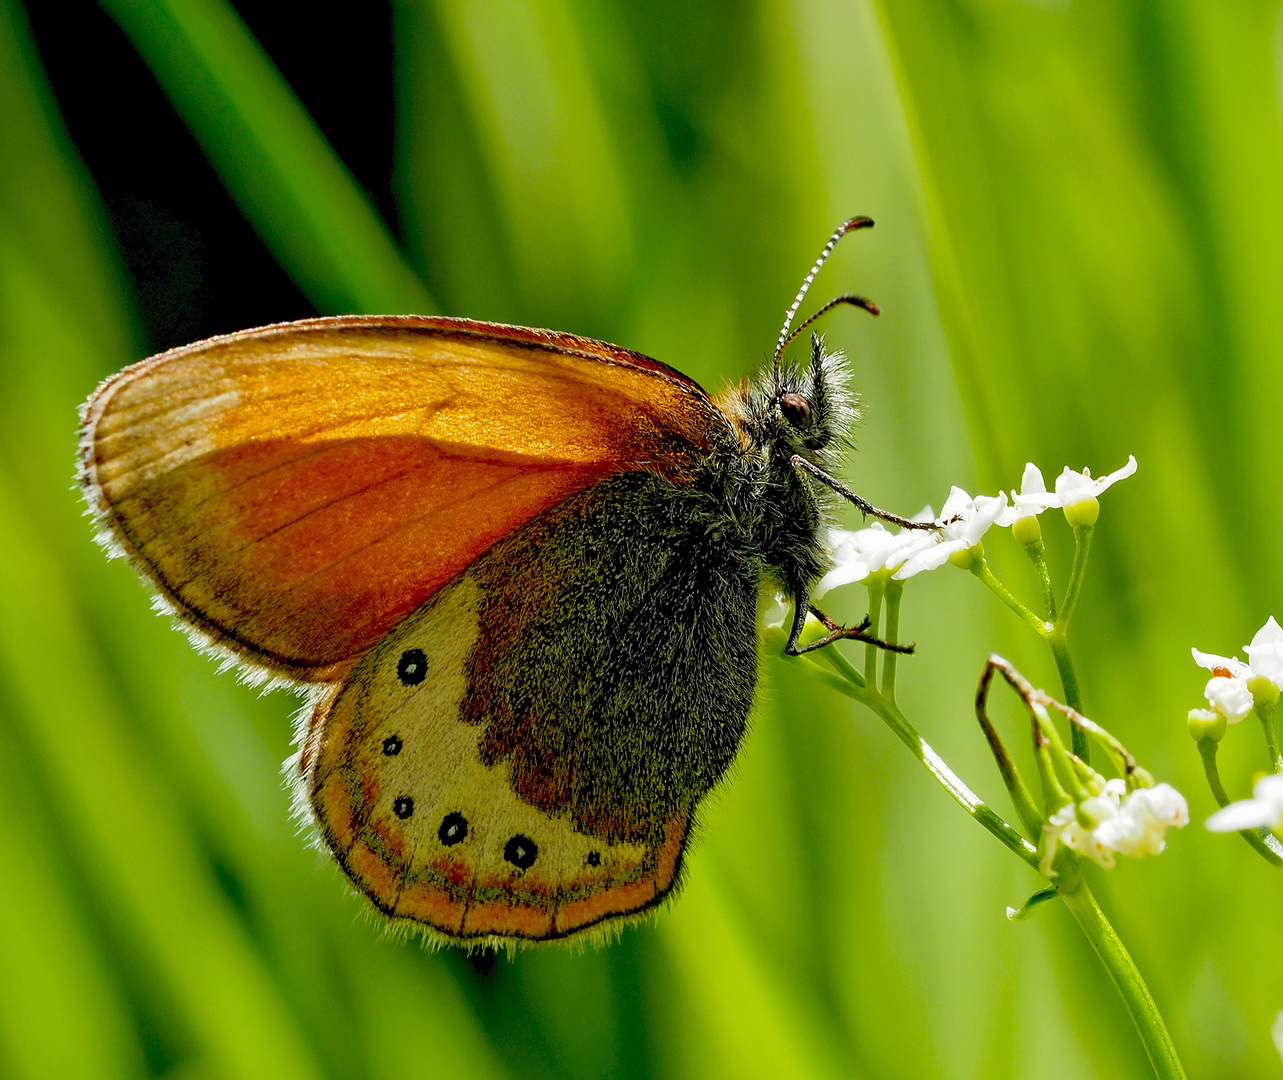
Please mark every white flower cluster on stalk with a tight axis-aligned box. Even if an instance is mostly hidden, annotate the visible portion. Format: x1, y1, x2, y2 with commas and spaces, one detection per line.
1042, 779, 1189, 873
1189, 616, 1283, 838
1190, 617, 1283, 725
814, 456, 1138, 591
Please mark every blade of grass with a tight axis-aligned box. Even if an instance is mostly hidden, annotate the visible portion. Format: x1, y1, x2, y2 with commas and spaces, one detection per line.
0, 462, 325, 1080
100, 0, 434, 315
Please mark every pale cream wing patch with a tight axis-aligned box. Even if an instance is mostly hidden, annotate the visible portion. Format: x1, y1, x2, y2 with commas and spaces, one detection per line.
305, 571, 689, 943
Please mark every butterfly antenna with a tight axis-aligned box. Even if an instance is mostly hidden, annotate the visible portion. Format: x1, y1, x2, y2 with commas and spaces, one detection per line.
779, 293, 879, 353
774, 216, 874, 376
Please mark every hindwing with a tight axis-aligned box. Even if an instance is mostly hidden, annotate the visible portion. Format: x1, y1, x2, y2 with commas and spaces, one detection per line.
304, 471, 760, 943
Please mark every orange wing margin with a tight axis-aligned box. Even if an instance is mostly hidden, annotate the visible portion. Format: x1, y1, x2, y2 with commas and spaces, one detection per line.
79, 315, 724, 680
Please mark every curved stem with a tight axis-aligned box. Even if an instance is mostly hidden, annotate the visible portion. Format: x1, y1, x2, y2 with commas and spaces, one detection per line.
816, 651, 1039, 867
970, 560, 1048, 637
1059, 880, 1188, 1080
974, 663, 1044, 836
1258, 706, 1283, 774
1198, 739, 1283, 867
1058, 523, 1094, 629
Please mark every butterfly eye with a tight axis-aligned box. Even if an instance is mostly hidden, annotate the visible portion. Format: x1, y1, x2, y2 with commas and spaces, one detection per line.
780, 392, 812, 428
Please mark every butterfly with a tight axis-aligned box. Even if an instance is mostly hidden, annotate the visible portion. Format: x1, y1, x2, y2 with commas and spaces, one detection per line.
78, 217, 923, 946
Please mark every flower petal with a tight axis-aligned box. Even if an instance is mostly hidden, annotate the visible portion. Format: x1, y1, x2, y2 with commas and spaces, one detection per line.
1205, 675, 1254, 722
1191, 647, 1250, 679
1205, 798, 1283, 832
1054, 455, 1138, 504
893, 538, 965, 579
1246, 616, 1283, 685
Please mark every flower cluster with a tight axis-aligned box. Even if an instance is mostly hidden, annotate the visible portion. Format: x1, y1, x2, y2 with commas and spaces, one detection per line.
1042, 778, 1188, 873
1189, 617, 1283, 728
816, 457, 1138, 592
1189, 616, 1283, 841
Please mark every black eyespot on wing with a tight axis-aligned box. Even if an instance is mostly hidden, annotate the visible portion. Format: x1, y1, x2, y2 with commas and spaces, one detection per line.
382, 735, 402, 756
780, 392, 812, 428
397, 648, 428, 685
438, 812, 468, 846
503, 834, 537, 869
586, 851, 601, 867
393, 796, 414, 820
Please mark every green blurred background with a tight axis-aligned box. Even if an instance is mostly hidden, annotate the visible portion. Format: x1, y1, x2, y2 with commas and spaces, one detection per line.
1, 0, 1280, 1076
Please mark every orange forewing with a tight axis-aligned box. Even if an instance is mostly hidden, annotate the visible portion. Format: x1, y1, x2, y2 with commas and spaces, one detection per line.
80, 316, 723, 679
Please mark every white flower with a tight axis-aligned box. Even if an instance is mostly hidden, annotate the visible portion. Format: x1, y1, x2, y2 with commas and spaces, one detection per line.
1053, 455, 1138, 507
1205, 773, 1283, 832
1190, 616, 1283, 723
1202, 676, 1255, 723
1244, 617, 1283, 686
1042, 779, 1188, 872
813, 521, 930, 597
893, 487, 1010, 579
1042, 781, 1126, 872
997, 462, 1060, 525
1092, 784, 1189, 857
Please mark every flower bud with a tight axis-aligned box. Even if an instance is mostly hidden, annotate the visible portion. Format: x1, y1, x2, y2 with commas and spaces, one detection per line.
949, 542, 983, 570
1249, 675, 1281, 710
1188, 707, 1227, 743
1062, 496, 1100, 528
1011, 514, 1042, 546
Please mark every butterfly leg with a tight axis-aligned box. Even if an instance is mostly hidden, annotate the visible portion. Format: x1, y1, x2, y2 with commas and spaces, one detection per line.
784, 590, 914, 656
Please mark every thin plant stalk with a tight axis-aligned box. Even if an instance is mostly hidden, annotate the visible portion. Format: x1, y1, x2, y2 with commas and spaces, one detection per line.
1197, 739, 1283, 867
1059, 879, 1188, 1080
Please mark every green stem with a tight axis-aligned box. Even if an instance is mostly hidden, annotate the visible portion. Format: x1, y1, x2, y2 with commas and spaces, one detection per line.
864, 579, 885, 687
883, 581, 904, 696
797, 644, 1185, 1078
819, 652, 1039, 868
1050, 525, 1092, 761
1047, 631, 1088, 760
1198, 740, 1283, 867
1059, 880, 1188, 1080
1058, 523, 1094, 629
1023, 537, 1059, 621
1258, 706, 1283, 774
1036, 708, 1089, 806
974, 692, 1043, 837
970, 559, 1049, 637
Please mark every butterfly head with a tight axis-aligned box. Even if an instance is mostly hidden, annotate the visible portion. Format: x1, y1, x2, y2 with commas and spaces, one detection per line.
769, 331, 858, 460
720, 331, 859, 471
